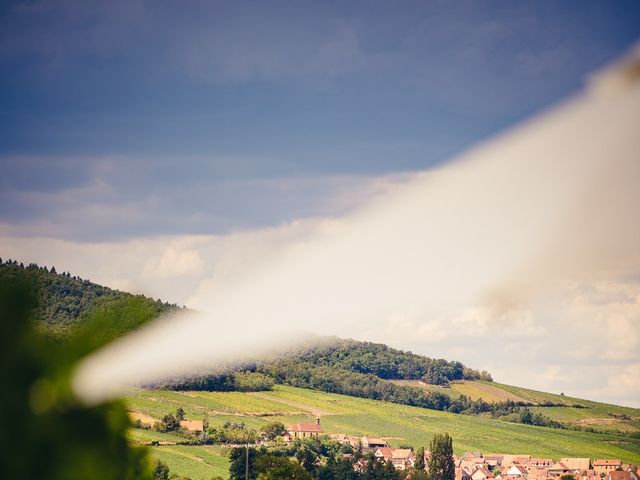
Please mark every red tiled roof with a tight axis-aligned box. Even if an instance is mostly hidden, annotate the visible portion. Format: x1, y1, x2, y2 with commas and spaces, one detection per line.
560, 458, 591, 471
507, 465, 527, 475
375, 447, 413, 459
364, 436, 388, 445
376, 447, 395, 460
607, 472, 636, 480
595, 460, 622, 467
473, 467, 495, 479
391, 449, 413, 460
549, 462, 570, 471
287, 422, 323, 433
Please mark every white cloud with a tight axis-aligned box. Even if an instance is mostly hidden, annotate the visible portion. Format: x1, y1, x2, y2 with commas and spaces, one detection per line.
143, 243, 205, 279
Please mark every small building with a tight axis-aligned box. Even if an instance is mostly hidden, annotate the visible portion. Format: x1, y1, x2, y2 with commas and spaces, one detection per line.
464, 452, 485, 461
502, 455, 531, 469
560, 458, 591, 473
484, 455, 505, 470
457, 467, 473, 480
606, 472, 638, 480
286, 418, 324, 440
594, 460, 622, 475
472, 467, 496, 480
548, 462, 571, 477
362, 436, 389, 449
330, 433, 360, 447
527, 467, 550, 480
374, 447, 415, 470
505, 465, 528, 478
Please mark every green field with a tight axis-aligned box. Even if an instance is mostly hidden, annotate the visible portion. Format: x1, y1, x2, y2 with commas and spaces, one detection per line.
392, 380, 640, 434
488, 382, 640, 433
126, 385, 640, 479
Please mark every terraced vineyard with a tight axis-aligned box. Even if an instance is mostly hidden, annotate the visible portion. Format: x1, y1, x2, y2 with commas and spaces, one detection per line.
126, 385, 640, 479
392, 380, 640, 434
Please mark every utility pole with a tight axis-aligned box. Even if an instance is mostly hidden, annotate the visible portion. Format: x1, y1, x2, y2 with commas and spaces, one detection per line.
245, 444, 249, 480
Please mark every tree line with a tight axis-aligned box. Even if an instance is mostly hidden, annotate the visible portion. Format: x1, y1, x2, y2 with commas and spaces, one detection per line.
227, 432, 456, 480
286, 337, 492, 385
0, 258, 178, 331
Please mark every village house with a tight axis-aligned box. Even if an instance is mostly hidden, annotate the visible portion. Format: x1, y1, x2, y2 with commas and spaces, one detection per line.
459, 455, 487, 473
457, 467, 474, 480
547, 462, 572, 477
580, 473, 602, 480
460, 460, 483, 473
594, 460, 622, 475
502, 455, 532, 469
472, 466, 496, 480
362, 436, 389, 449
330, 433, 360, 447
606, 471, 638, 480
505, 464, 528, 478
286, 418, 323, 440
561, 458, 591, 473
484, 455, 505, 470
374, 447, 415, 470
527, 467, 550, 480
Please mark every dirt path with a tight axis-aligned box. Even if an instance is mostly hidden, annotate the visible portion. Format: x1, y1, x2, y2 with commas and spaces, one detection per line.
249, 392, 333, 417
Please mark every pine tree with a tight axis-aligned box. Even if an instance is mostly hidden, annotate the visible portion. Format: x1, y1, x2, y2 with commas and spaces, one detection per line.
175, 407, 185, 421
428, 433, 454, 480
415, 446, 426, 471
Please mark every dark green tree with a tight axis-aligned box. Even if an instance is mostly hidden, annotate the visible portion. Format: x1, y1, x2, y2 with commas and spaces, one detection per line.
383, 460, 398, 479
296, 444, 319, 474
255, 455, 312, 480
428, 433, 455, 480
415, 446, 426, 471
229, 446, 267, 480
318, 456, 360, 480
261, 421, 286, 440
176, 407, 186, 421
153, 460, 170, 480
519, 408, 533, 425
159, 413, 180, 432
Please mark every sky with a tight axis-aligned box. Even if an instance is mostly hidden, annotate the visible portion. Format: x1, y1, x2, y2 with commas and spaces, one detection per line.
1, 1, 640, 406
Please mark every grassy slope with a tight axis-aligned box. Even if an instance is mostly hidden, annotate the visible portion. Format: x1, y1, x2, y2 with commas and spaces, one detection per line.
128, 429, 230, 478
492, 382, 640, 433
126, 385, 640, 479
392, 380, 640, 434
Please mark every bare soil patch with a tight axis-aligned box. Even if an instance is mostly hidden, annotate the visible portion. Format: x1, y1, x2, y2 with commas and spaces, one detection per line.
129, 411, 159, 425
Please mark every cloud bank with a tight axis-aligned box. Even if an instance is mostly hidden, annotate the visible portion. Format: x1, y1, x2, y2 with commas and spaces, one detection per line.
56, 53, 640, 406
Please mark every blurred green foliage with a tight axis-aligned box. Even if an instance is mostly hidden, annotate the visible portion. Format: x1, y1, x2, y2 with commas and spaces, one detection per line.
0, 271, 154, 479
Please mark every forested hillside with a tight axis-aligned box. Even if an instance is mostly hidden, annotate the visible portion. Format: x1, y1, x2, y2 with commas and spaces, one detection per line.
0, 258, 178, 337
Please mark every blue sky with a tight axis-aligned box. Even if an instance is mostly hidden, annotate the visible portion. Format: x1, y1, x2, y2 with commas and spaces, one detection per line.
1, 0, 639, 240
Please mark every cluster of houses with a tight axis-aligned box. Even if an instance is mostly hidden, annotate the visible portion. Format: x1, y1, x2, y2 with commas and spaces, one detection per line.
283, 419, 639, 479
450, 452, 638, 480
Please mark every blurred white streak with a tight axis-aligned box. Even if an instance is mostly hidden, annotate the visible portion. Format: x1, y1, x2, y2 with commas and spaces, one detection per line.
73, 46, 640, 404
